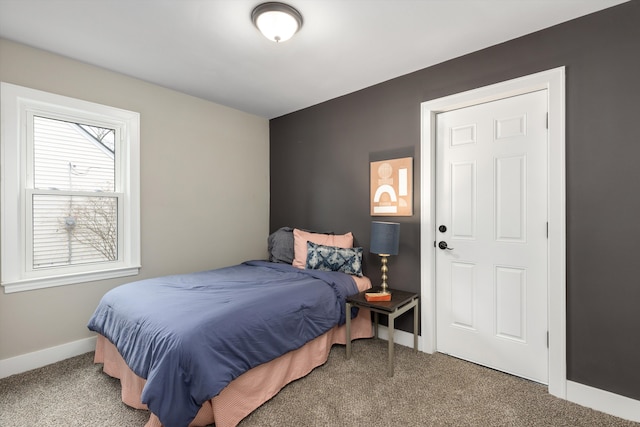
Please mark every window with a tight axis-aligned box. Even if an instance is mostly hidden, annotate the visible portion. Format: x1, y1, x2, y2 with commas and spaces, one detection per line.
1, 83, 140, 293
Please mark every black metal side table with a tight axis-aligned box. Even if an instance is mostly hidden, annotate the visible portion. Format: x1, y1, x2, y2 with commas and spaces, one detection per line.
345, 288, 419, 376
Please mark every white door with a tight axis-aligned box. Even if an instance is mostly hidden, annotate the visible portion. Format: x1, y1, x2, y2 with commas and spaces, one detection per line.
435, 90, 548, 383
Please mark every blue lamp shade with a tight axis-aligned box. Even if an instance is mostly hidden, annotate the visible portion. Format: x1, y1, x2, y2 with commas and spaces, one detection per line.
370, 221, 400, 256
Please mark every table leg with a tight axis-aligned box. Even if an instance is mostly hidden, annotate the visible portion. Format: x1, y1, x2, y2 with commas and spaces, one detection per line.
413, 299, 419, 351
374, 311, 379, 339
346, 302, 352, 359
388, 314, 395, 377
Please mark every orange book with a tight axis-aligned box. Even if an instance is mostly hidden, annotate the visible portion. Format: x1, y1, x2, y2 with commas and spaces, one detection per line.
365, 292, 391, 302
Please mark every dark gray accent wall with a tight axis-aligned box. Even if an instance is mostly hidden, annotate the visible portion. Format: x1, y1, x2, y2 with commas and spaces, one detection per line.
270, 1, 640, 400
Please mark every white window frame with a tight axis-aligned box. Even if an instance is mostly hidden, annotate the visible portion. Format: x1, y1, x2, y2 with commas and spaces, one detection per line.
1, 82, 140, 293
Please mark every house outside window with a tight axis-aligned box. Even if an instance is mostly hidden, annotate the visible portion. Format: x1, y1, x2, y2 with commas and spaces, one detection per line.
1, 83, 140, 293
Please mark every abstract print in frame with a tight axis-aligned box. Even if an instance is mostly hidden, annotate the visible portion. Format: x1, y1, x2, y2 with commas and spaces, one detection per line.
370, 157, 413, 216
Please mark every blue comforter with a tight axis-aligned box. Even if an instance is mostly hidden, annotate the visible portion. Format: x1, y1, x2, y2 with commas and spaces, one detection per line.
87, 260, 358, 427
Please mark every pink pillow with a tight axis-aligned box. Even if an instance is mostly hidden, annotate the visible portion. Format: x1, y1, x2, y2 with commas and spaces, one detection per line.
292, 228, 354, 269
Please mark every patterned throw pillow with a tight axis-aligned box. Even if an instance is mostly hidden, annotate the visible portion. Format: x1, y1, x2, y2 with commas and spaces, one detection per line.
305, 241, 363, 277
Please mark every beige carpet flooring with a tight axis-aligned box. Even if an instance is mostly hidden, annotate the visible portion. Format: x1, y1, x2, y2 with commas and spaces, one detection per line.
1, 338, 638, 426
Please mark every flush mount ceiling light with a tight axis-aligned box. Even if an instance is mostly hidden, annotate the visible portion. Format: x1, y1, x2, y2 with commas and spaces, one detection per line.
251, 2, 303, 43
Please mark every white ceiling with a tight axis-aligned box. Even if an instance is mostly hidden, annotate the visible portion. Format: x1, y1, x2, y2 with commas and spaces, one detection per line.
0, 0, 629, 119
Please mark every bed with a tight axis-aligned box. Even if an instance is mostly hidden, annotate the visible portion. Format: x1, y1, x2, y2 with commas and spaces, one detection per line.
88, 228, 373, 427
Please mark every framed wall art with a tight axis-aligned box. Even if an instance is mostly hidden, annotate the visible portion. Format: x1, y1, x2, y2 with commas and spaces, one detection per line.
370, 156, 413, 216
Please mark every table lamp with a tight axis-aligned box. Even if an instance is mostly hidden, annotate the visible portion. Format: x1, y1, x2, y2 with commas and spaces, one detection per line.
370, 221, 400, 295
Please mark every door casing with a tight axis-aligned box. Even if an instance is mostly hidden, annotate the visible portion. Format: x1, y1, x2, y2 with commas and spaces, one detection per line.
419, 67, 566, 398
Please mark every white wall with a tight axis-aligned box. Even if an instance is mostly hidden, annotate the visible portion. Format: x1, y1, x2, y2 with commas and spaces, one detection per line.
0, 39, 270, 364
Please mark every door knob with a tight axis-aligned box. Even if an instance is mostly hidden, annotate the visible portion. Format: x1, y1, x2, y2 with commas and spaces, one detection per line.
438, 241, 454, 250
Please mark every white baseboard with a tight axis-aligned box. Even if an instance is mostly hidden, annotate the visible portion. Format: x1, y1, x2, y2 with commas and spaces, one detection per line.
375, 325, 422, 351
567, 380, 640, 423
0, 336, 97, 379
377, 326, 640, 424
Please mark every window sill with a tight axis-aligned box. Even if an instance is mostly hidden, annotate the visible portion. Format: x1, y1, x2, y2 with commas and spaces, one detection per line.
1, 265, 141, 293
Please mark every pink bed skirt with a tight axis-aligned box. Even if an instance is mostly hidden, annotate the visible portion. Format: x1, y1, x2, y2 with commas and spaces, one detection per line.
94, 306, 372, 427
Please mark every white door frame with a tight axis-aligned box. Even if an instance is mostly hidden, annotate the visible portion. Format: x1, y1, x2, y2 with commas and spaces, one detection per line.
420, 67, 566, 398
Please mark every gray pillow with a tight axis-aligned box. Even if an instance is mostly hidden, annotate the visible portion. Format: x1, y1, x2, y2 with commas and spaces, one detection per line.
268, 227, 294, 264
